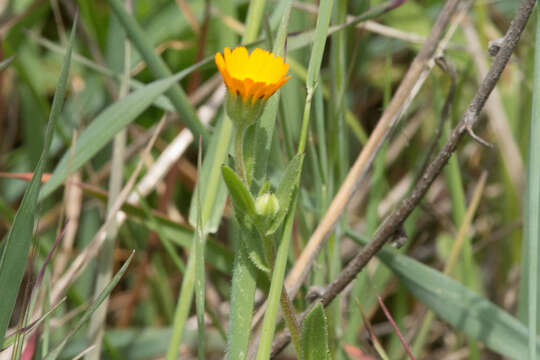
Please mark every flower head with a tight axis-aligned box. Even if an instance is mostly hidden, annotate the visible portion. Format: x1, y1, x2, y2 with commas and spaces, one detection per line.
215, 47, 290, 104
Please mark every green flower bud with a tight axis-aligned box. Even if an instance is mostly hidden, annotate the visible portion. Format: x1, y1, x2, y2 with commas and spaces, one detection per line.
255, 193, 280, 218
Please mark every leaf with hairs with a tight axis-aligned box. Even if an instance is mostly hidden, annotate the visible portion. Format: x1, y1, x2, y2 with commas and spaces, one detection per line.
301, 302, 330, 360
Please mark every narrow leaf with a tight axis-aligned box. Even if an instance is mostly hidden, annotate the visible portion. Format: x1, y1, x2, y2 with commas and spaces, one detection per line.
221, 165, 257, 219
225, 244, 257, 360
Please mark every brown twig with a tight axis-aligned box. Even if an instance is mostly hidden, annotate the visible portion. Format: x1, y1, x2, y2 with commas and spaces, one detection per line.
270, 0, 536, 356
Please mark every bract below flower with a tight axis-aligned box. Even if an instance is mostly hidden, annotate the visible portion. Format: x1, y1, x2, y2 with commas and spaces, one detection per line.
215, 46, 290, 128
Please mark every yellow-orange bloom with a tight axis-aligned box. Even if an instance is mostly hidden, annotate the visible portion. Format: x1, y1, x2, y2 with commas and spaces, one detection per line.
215, 47, 290, 104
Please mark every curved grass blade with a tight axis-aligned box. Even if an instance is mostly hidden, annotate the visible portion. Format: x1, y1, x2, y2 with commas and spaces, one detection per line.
0, 15, 76, 343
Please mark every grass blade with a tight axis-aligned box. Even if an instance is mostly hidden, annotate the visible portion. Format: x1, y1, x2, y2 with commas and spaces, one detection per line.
165, 233, 200, 360
520, 3, 540, 358
255, 199, 296, 360
250, 0, 292, 192
194, 140, 207, 360
0, 14, 75, 343
188, 114, 231, 233
43, 252, 135, 360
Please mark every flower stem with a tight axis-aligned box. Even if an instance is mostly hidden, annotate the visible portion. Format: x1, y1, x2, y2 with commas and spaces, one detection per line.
234, 125, 246, 182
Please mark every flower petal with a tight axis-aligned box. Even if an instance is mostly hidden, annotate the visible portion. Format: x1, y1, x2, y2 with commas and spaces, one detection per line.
215, 47, 290, 102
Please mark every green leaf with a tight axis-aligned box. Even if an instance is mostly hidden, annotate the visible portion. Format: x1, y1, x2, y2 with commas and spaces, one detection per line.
301, 302, 330, 360
39, 67, 195, 200
238, 219, 270, 274
43, 252, 135, 360
0, 16, 75, 343
221, 165, 257, 219
376, 246, 540, 359
519, 5, 540, 359
267, 153, 304, 235
226, 243, 257, 360
222, 165, 270, 272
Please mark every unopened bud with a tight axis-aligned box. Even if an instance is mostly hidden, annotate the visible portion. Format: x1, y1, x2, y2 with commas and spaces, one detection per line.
255, 193, 280, 218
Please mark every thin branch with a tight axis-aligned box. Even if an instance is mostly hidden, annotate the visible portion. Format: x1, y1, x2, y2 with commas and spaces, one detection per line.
270, 0, 536, 356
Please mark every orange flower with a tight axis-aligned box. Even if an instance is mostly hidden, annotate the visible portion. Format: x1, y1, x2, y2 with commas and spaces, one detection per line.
215, 47, 290, 104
